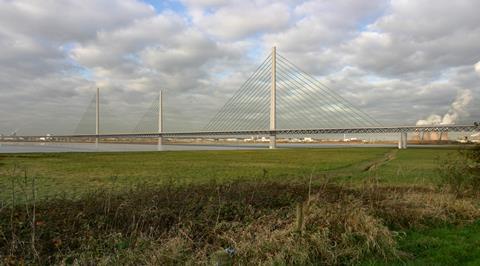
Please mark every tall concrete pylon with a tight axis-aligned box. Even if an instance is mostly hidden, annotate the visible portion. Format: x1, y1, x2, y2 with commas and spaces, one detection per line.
269, 46, 277, 149
95, 87, 100, 147
158, 90, 164, 148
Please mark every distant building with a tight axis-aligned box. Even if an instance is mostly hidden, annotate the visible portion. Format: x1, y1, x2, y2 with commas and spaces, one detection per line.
412, 131, 448, 141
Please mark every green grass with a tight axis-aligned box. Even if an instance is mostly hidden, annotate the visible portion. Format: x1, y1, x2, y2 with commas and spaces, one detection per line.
0, 146, 478, 264
0, 147, 458, 202
364, 221, 480, 265
400, 221, 480, 265
1, 148, 386, 201
373, 148, 458, 185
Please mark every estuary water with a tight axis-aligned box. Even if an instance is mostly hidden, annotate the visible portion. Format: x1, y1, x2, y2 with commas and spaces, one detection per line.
0, 142, 404, 153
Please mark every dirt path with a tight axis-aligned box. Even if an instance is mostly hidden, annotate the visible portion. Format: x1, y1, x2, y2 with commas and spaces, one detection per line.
363, 149, 397, 172
315, 149, 398, 179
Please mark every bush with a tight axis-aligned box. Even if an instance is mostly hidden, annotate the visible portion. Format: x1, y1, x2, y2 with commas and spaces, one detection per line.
439, 144, 480, 197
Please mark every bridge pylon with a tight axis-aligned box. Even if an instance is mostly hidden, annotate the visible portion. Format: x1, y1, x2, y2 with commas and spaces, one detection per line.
158, 90, 164, 150
95, 87, 100, 148
269, 46, 277, 149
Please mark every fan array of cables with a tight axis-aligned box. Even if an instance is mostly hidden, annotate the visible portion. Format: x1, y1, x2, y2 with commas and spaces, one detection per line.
74, 51, 380, 135
203, 51, 380, 131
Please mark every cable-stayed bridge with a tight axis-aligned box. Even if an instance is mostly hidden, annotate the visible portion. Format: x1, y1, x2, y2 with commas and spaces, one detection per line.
9, 47, 480, 149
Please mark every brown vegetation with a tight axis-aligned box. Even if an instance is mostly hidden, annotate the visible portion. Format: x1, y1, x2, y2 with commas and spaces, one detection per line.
1, 180, 479, 265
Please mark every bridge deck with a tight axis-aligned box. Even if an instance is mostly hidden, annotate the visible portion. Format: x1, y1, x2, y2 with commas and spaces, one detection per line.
12, 124, 480, 139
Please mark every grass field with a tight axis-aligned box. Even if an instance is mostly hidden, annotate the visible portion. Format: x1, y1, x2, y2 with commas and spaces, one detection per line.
363, 221, 480, 265
0, 147, 478, 265
0, 147, 457, 202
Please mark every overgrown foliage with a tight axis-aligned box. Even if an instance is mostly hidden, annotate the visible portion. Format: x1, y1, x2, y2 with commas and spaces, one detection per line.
439, 144, 480, 197
1, 181, 479, 265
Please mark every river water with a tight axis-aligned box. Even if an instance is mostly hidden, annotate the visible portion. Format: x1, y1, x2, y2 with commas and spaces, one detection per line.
0, 142, 406, 153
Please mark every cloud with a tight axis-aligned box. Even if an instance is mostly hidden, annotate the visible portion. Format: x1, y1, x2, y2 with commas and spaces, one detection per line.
0, 0, 154, 42
261, 0, 389, 75
344, 0, 480, 76
184, 0, 292, 40
69, 11, 243, 100
67, 9, 253, 132
0, 0, 479, 135
259, 0, 480, 127
0, 0, 158, 134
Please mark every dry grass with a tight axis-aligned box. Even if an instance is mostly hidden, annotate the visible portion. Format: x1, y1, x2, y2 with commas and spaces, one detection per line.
370, 189, 480, 229
1, 181, 479, 265
218, 199, 396, 265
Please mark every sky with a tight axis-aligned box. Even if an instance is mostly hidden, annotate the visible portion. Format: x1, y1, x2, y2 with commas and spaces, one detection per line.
0, 0, 479, 135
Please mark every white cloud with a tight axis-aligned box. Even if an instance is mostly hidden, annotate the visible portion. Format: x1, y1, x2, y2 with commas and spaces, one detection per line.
184, 0, 292, 40
0, 0, 479, 134
180, 0, 227, 8
0, 0, 154, 42
262, 0, 388, 74
345, 0, 480, 76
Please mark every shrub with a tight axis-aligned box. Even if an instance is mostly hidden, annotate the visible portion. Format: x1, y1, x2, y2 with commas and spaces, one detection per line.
439, 144, 480, 197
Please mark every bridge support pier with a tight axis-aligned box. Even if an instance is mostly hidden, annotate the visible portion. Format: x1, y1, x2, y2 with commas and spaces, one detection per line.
269, 134, 276, 149
398, 132, 408, 149
157, 136, 163, 151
